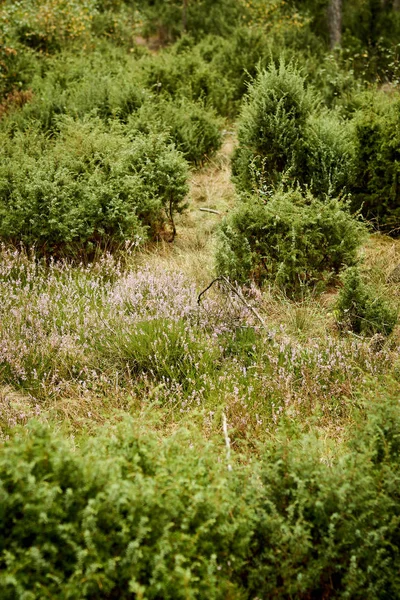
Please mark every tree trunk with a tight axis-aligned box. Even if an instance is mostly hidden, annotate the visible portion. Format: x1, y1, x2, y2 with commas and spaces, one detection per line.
327, 0, 342, 48
182, 0, 188, 32
394, 0, 400, 11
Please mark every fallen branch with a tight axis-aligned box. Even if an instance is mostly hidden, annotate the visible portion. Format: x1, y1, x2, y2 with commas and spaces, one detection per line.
198, 276, 267, 331
199, 207, 220, 215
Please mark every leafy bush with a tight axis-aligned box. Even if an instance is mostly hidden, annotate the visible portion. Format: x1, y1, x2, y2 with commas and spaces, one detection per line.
305, 111, 356, 197
247, 395, 400, 598
128, 97, 222, 165
0, 0, 97, 54
351, 94, 400, 234
0, 119, 189, 255
216, 189, 365, 295
0, 421, 251, 599
232, 61, 356, 197
140, 46, 233, 115
232, 61, 315, 193
1, 47, 149, 132
2, 395, 400, 597
138, 0, 245, 42
335, 266, 397, 336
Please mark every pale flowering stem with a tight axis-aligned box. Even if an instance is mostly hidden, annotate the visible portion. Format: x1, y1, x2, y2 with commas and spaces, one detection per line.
222, 412, 232, 472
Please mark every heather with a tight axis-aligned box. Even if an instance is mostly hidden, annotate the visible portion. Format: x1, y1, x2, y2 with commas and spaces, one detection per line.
1, 0, 400, 597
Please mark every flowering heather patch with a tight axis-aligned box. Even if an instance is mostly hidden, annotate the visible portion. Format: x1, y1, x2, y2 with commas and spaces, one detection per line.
0, 247, 397, 435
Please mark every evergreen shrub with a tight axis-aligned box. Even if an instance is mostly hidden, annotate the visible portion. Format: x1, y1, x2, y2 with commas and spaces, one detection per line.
335, 266, 397, 336
138, 0, 244, 42
0, 119, 189, 255
215, 189, 364, 296
0, 421, 251, 599
351, 95, 400, 234
1, 49, 148, 132
140, 47, 233, 115
2, 397, 400, 597
232, 61, 356, 197
128, 97, 222, 165
247, 397, 400, 598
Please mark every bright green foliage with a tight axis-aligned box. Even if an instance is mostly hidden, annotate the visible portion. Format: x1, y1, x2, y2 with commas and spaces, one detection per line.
247, 395, 400, 598
128, 97, 222, 165
2, 396, 400, 597
351, 95, 400, 234
0, 119, 189, 255
305, 110, 356, 197
232, 61, 315, 193
216, 189, 364, 295
232, 61, 356, 197
1, 48, 148, 131
140, 46, 233, 115
335, 266, 397, 336
0, 421, 252, 599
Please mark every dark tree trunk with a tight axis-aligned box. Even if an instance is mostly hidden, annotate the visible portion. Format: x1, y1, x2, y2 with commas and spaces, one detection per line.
182, 0, 188, 32
327, 0, 342, 48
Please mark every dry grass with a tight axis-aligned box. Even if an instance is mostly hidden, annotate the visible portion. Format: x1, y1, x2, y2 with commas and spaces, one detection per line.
134, 133, 236, 287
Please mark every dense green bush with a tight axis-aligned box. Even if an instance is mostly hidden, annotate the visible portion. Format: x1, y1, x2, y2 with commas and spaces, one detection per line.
2, 395, 400, 597
232, 61, 356, 197
0, 119, 189, 255
335, 266, 397, 336
1, 47, 149, 132
351, 94, 400, 234
128, 97, 222, 165
232, 61, 315, 193
140, 46, 234, 115
138, 0, 245, 42
216, 189, 364, 295
0, 421, 251, 599
247, 394, 400, 598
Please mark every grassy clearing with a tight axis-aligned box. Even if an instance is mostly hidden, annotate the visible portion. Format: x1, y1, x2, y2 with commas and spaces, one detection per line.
0, 138, 399, 445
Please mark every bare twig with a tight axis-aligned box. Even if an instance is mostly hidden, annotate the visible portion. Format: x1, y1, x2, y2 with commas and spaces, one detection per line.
197, 276, 268, 330
222, 413, 232, 472
199, 207, 220, 215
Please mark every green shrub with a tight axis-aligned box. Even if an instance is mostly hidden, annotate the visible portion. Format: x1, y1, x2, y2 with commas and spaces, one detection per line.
196, 28, 273, 110
2, 395, 400, 597
0, 0, 97, 54
140, 46, 233, 115
1, 48, 149, 132
335, 266, 397, 336
351, 94, 400, 234
247, 396, 400, 598
128, 97, 222, 165
0, 421, 251, 599
232, 61, 356, 197
216, 189, 365, 296
138, 0, 245, 42
305, 110, 356, 197
0, 119, 189, 255
232, 61, 315, 193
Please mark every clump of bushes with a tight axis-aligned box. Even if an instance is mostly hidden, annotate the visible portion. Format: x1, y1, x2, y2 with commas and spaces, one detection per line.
0, 118, 189, 255
232, 61, 356, 198
216, 189, 365, 296
351, 93, 400, 234
2, 394, 400, 597
0, 420, 252, 599
335, 266, 397, 336
128, 97, 222, 165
